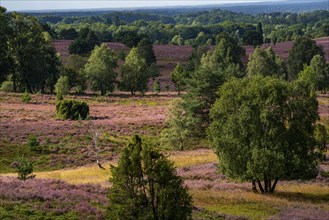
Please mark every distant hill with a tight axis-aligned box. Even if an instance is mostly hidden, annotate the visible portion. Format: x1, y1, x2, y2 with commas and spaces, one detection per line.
24, 0, 328, 16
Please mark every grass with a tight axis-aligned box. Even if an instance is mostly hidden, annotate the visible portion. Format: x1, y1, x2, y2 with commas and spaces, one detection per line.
167, 150, 217, 168
190, 182, 329, 220
1, 149, 217, 185
36, 164, 113, 185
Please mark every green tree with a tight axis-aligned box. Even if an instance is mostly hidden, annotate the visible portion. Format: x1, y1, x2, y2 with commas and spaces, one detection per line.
208, 76, 320, 193
55, 76, 70, 99
171, 63, 188, 95
171, 35, 184, 46
287, 37, 324, 80
242, 30, 263, 47
137, 38, 157, 66
256, 22, 264, 44
120, 48, 151, 95
108, 135, 192, 220
62, 54, 88, 92
0, 6, 12, 83
160, 99, 197, 150
153, 80, 161, 94
68, 28, 100, 55
13, 155, 35, 181
84, 44, 118, 95
298, 55, 328, 93
8, 12, 61, 93
182, 33, 245, 136
247, 47, 286, 79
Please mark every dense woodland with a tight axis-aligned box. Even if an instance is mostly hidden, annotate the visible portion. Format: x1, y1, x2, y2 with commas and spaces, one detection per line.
32, 8, 329, 47
1, 3, 329, 219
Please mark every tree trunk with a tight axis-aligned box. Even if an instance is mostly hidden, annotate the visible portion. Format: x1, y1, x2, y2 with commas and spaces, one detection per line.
270, 178, 279, 193
257, 181, 265, 193
252, 181, 258, 193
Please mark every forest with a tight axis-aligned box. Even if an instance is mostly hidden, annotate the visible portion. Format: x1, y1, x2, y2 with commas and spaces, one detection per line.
1, 2, 329, 220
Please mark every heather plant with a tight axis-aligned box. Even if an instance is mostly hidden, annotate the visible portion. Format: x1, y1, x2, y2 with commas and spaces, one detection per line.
0, 177, 107, 219
56, 99, 89, 120
13, 155, 35, 181
27, 134, 42, 153
108, 135, 192, 220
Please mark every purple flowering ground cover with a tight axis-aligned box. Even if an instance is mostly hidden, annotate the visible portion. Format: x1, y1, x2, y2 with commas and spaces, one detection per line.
0, 177, 108, 220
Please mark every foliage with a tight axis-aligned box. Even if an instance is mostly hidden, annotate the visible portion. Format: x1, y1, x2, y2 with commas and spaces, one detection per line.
27, 134, 42, 153
0, 81, 13, 92
182, 33, 245, 137
13, 155, 35, 181
21, 91, 31, 103
171, 63, 188, 95
68, 28, 100, 54
108, 135, 192, 220
120, 48, 151, 95
8, 12, 61, 93
137, 38, 157, 66
208, 76, 320, 193
84, 43, 118, 95
287, 37, 324, 80
62, 54, 88, 92
55, 76, 70, 99
160, 99, 197, 150
242, 30, 263, 46
153, 80, 161, 94
247, 47, 286, 79
0, 7, 11, 83
298, 55, 328, 93
56, 99, 89, 120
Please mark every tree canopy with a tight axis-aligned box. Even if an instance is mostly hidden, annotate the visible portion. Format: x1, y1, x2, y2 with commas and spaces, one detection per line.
84, 43, 118, 95
108, 135, 192, 220
120, 48, 150, 95
8, 12, 61, 93
247, 47, 286, 79
208, 76, 321, 193
68, 28, 100, 55
287, 37, 324, 80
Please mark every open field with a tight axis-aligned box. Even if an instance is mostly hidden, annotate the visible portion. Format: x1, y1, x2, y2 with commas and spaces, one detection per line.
1, 91, 329, 219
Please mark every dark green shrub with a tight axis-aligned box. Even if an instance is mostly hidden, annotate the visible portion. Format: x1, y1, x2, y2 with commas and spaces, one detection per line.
108, 135, 192, 219
13, 155, 35, 181
21, 92, 31, 103
56, 99, 89, 120
27, 134, 42, 153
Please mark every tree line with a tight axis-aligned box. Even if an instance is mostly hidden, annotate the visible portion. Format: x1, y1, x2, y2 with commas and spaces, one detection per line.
0, 7, 159, 96
32, 9, 329, 47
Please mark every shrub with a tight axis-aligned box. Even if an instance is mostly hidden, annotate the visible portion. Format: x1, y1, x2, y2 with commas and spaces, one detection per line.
0, 81, 13, 92
21, 92, 31, 103
153, 79, 161, 94
56, 99, 89, 120
108, 135, 192, 219
13, 155, 35, 181
55, 76, 70, 100
27, 134, 42, 153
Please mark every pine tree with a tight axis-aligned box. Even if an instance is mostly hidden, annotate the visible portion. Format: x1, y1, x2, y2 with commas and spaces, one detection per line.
108, 135, 192, 220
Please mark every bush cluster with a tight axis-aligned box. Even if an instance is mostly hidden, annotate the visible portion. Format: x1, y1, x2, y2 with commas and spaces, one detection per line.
56, 99, 89, 120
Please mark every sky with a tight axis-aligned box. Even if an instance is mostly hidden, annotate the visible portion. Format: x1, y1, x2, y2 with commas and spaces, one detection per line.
0, 0, 285, 11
